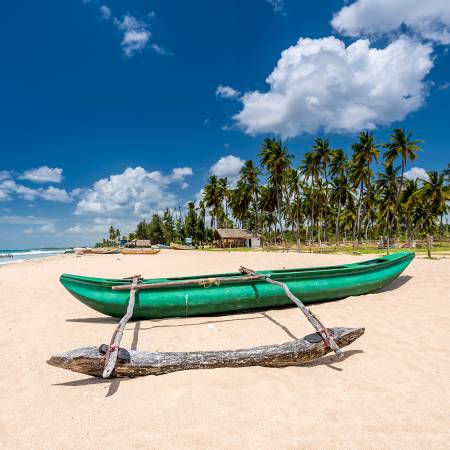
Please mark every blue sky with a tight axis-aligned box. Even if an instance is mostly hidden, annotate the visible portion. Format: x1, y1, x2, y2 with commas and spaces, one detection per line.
1, 0, 449, 248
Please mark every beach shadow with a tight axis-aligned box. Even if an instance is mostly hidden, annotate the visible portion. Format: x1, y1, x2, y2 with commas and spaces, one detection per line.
138, 316, 263, 331
299, 349, 364, 371
105, 320, 141, 397
375, 275, 412, 293
260, 312, 297, 340
66, 317, 119, 324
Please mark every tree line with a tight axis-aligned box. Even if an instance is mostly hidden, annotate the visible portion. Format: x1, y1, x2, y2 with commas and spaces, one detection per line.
202, 129, 449, 254
96, 128, 449, 255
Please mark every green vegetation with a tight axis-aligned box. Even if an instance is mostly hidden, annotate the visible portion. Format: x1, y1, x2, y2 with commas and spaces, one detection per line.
202, 129, 448, 257
96, 129, 449, 256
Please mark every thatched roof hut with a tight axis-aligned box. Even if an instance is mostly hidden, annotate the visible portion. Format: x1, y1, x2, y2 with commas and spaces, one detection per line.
214, 229, 260, 248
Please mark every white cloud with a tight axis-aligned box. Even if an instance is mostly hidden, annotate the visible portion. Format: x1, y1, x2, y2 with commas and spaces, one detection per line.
24, 223, 57, 234
266, 0, 284, 13
209, 155, 245, 185
233, 36, 433, 138
0, 180, 71, 203
41, 186, 72, 203
99, 5, 111, 20
151, 43, 170, 55
0, 180, 39, 201
114, 14, 151, 57
180, 182, 189, 190
0, 215, 51, 225
0, 170, 11, 182
75, 166, 190, 216
404, 166, 429, 181
331, 0, 450, 44
39, 223, 57, 233
170, 167, 193, 180
20, 166, 63, 183
216, 85, 241, 99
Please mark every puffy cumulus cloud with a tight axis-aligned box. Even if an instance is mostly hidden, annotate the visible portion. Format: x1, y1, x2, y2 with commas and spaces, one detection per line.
216, 85, 241, 99
233, 36, 433, 138
67, 217, 137, 235
75, 166, 191, 216
0, 180, 71, 203
20, 166, 63, 183
331, 0, 450, 44
209, 155, 245, 185
114, 14, 151, 57
170, 167, 193, 180
41, 186, 72, 203
404, 166, 429, 181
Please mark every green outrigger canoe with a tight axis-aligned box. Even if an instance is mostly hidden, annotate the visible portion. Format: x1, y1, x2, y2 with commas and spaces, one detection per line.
60, 252, 414, 320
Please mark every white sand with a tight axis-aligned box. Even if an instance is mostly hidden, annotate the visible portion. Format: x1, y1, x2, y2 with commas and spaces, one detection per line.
1, 250, 449, 449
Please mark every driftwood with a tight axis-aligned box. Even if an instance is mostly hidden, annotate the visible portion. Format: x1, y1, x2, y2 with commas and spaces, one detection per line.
47, 326, 364, 378
102, 275, 140, 378
240, 266, 343, 357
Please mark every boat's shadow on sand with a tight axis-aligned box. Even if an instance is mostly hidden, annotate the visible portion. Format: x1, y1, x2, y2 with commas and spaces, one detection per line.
374, 275, 412, 293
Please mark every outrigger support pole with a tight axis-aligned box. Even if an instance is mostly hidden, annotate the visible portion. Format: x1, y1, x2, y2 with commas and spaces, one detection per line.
102, 275, 141, 378
239, 266, 343, 358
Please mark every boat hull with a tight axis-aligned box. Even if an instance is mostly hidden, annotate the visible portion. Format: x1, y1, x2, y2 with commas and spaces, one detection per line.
60, 252, 414, 319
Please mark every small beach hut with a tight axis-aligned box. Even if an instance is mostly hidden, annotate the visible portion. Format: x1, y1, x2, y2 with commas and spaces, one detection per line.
214, 229, 261, 248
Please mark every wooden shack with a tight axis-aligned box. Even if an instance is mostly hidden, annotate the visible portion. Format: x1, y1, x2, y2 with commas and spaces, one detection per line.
214, 229, 261, 248
124, 239, 152, 248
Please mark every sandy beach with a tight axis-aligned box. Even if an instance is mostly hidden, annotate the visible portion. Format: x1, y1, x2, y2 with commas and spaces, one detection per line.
1, 250, 449, 449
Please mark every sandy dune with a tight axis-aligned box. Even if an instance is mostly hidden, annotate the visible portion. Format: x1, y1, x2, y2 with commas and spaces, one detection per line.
0, 250, 449, 449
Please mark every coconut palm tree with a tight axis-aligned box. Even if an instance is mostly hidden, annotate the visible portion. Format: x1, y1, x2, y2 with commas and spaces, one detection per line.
312, 138, 335, 241
203, 175, 221, 228
239, 160, 261, 233
259, 138, 293, 244
300, 150, 320, 244
417, 171, 450, 250
383, 128, 422, 253
351, 131, 379, 242
285, 168, 303, 249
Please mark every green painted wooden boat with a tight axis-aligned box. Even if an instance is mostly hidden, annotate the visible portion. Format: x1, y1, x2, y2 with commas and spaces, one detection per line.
60, 251, 414, 319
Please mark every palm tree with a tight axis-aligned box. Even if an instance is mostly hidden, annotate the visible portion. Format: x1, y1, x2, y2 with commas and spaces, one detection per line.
259, 138, 293, 244
329, 149, 347, 246
383, 128, 422, 253
351, 131, 379, 242
239, 160, 261, 233
376, 163, 400, 243
300, 150, 320, 244
285, 168, 303, 249
312, 138, 334, 241
417, 171, 450, 253
203, 175, 221, 228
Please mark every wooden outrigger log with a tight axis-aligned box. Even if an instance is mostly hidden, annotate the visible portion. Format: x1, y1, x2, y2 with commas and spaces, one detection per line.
48, 267, 365, 378
47, 327, 364, 377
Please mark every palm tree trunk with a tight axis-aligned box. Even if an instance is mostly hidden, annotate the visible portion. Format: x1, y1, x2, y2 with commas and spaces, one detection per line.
356, 181, 364, 244
335, 198, 341, 248
427, 233, 432, 258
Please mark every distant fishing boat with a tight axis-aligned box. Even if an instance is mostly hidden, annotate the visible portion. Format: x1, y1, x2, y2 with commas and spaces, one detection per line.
60, 251, 414, 320
120, 248, 161, 255
170, 243, 193, 250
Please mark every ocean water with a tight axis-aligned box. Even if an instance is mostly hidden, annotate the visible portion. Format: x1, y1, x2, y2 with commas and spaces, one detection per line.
0, 248, 68, 265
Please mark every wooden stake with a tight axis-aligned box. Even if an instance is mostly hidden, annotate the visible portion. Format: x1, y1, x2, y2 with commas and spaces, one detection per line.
102, 275, 141, 378
239, 266, 343, 358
